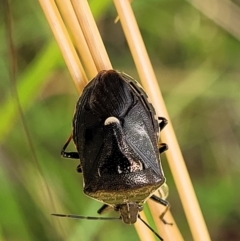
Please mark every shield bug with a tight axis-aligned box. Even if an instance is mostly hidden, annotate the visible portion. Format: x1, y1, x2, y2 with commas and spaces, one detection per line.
53, 70, 171, 240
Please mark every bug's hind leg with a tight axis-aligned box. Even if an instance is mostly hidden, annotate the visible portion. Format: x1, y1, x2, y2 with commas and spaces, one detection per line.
61, 134, 82, 173
158, 117, 168, 131
150, 195, 173, 225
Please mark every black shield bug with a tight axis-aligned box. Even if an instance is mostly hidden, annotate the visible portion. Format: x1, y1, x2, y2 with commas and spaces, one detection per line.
53, 70, 171, 240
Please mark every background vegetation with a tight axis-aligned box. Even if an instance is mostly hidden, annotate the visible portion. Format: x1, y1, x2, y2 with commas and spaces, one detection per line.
1, 0, 240, 240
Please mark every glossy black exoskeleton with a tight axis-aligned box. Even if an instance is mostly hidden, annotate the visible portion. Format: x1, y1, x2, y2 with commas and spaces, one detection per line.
56, 70, 171, 240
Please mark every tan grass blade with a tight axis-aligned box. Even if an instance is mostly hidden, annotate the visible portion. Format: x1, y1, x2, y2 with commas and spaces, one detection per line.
38, 0, 88, 92
113, 0, 211, 241
55, 0, 97, 78
70, 0, 112, 71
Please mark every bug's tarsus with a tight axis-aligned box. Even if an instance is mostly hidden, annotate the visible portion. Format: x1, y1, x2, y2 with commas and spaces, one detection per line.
159, 204, 173, 225
158, 117, 168, 131
138, 215, 164, 241
61, 134, 80, 159
61, 135, 82, 172
159, 143, 168, 154
150, 195, 173, 225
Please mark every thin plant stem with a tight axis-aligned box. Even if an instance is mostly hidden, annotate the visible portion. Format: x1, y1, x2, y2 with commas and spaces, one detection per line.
70, 0, 112, 71
38, 0, 88, 92
113, 0, 211, 241
55, 0, 97, 78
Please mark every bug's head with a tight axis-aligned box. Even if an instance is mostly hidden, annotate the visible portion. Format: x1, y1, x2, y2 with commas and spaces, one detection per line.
116, 202, 143, 224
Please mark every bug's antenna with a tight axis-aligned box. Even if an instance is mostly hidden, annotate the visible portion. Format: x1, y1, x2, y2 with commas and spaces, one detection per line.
52, 213, 121, 221
138, 215, 163, 241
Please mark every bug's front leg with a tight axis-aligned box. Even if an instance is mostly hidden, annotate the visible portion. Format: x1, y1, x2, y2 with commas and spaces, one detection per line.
61, 134, 82, 173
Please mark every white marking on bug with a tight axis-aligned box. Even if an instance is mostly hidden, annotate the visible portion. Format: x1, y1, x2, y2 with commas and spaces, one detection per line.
117, 165, 122, 174
97, 168, 101, 177
104, 116, 120, 125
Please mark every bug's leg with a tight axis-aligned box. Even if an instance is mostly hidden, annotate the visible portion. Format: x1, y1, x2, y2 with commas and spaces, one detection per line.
97, 204, 112, 215
76, 164, 83, 173
61, 134, 79, 159
150, 195, 173, 225
158, 117, 168, 131
61, 135, 82, 173
159, 143, 168, 154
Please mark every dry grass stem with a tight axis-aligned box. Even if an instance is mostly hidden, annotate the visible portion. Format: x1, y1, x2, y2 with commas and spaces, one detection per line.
38, 0, 87, 92
70, 0, 112, 71
113, 0, 211, 241
55, 0, 97, 78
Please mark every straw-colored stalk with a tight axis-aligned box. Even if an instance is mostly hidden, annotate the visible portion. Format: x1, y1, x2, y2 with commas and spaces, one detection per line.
38, 0, 88, 92
38, 0, 212, 240
112, 1, 211, 241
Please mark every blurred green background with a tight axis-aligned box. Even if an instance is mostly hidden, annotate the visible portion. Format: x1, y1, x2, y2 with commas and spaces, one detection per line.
1, 0, 240, 240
